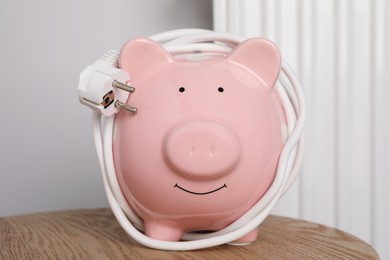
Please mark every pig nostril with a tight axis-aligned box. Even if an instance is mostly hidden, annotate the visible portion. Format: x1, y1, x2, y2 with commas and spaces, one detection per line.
209, 145, 215, 156
190, 145, 196, 155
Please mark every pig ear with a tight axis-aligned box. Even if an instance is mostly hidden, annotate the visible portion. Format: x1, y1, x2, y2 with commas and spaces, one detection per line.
118, 37, 172, 80
227, 38, 281, 88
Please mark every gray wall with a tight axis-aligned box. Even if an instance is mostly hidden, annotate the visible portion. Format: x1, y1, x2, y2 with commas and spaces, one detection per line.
0, 0, 212, 217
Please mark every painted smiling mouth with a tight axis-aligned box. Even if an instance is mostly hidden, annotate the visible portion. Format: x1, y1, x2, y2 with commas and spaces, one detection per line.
174, 183, 227, 195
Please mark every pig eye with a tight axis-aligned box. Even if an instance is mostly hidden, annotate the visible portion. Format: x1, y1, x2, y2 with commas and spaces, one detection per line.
179, 87, 185, 93
218, 87, 224, 93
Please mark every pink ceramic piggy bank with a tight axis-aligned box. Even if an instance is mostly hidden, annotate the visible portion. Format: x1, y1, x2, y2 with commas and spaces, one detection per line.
113, 37, 286, 243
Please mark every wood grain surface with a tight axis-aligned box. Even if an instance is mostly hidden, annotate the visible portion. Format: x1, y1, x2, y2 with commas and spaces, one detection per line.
0, 208, 379, 259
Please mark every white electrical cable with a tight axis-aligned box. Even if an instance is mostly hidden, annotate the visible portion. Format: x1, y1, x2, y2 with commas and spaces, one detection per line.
91, 29, 305, 250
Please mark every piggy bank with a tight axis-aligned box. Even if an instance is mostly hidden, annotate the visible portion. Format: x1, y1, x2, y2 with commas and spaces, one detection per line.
113, 37, 286, 243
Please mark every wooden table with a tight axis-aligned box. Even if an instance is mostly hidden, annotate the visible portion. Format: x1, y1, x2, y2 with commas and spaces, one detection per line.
0, 208, 379, 259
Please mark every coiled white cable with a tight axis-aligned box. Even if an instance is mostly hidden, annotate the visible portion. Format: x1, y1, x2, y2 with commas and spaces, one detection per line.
92, 29, 306, 250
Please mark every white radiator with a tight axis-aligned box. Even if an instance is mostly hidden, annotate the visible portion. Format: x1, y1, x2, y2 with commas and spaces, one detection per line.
213, 0, 390, 258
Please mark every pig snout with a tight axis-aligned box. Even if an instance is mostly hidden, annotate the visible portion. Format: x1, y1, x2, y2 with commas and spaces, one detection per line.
163, 120, 240, 179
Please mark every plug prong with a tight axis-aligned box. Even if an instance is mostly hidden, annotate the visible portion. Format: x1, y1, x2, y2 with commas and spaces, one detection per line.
115, 101, 137, 113
112, 80, 135, 93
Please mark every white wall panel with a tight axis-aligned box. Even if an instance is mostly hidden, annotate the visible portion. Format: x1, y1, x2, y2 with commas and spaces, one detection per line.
214, 0, 389, 258
303, 0, 338, 227
372, 0, 390, 256
335, 0, 372, 243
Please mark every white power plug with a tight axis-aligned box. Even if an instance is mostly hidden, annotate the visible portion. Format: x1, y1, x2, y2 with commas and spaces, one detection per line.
78, 50, 136, 117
